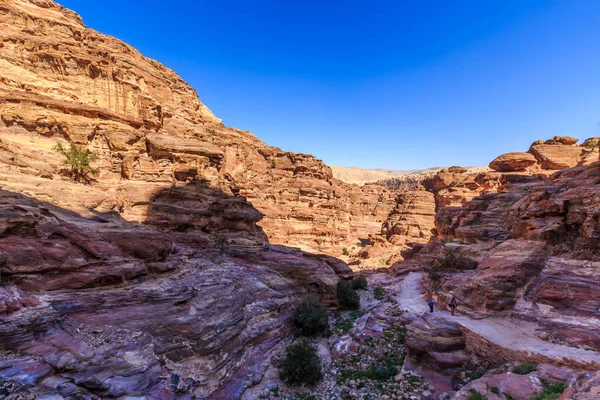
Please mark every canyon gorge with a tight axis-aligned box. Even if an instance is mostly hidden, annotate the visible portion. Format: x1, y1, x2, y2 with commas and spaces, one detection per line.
0, 1, 599, 399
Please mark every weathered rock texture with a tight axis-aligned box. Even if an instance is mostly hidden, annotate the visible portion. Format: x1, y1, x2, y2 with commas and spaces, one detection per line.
0, 0, 397, 258
393, 161, 600, 352
405, 314, 468, 373
0, 1, 364, 397
0, 187, 352, 398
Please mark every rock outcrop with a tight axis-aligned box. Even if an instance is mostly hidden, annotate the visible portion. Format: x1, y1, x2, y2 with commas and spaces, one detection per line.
0, 186, 352, 398
405, 314, 469, 373
393, 161, 600, 352
0, 1, 365, 397
0, 0, 397, 258
489, 152, 537, 172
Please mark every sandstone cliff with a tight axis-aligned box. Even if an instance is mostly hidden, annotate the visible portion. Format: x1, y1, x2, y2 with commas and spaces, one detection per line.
392, 161, 600, 353
353, 138, 600, 270
0, 1, 364, 397
0, 0, 397, 258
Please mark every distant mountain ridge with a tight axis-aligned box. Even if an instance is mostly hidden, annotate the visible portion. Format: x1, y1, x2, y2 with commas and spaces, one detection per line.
331, 165, 486, 185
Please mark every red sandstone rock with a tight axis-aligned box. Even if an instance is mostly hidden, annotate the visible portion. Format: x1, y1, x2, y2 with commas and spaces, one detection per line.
489, 152, 537, 172
405, 313, 469, 372
528, 144, 583, 169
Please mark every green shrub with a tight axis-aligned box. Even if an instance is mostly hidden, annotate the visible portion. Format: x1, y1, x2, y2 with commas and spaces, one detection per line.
212, 234, 230, 253
490, 387, 500, 395
467, 389, 488, 400
366, 365, 396, 381
529, 379, 567, 400
469, 368, 488, 381
340, 365, 397, 382
206, 128, 217, 134
351, 276, 368, 290
334, 310, 361, 334
53, 142, 99, 183
373, 286, 385, 300
337, 280, 360, 310
342, 247, 350, 256
512, 363, 537, 375
503, 393, 516, 400
292, 298, 330, 336
280, 339, 322, 385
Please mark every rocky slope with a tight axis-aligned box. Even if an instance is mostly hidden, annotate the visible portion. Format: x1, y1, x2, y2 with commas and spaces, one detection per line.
392, 160, 600, 354
0, 0, 397, 257
351, 137, 600, 270
0, 1, 365, 397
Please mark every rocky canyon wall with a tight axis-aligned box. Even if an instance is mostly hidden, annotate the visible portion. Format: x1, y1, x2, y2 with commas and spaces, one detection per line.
392, 160, 600, 352
0, 0, 397, 258
352, 136, 600, 270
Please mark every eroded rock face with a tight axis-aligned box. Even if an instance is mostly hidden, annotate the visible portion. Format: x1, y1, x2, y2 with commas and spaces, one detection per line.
0, 0, 398, 258
382, 191, 436, 241
405, 314, 468, 373
489, 152, 537, 172
394, 162, 600, 351
528, 143, 583, 170
0, 189, 352, 398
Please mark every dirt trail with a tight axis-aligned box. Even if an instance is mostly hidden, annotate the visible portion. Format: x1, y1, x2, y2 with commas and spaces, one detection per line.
393, 272, 600, 370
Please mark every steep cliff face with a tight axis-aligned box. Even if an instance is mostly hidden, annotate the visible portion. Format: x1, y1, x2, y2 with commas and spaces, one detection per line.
393, 161, 600, 351
0, 1, 365, 397
357, 138, 600, 270
0, 0, 397, 257
0, 189, 352, 398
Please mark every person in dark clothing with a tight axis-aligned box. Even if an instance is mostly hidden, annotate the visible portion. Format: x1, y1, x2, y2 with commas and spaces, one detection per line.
427, 299, 435, 313
449, 295, 458, 316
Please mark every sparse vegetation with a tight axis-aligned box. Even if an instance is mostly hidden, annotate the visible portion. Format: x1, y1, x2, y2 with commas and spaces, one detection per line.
512, 363, 537, 375
374, 286, 386, 300
342, 247, 350, 256
529, 379, 567, 400
53, 142, 99, 183
351, 276, 368, 290
292, 297, 330, 337
280, 339, 322, 385
383, 325, 405, 344
212, 234, 230, 253
490, 387, 500, 395
334, 310, 361, 334
340, 365, 397, 382
583, 139, 598, 150
206, 127, 217, 134
337, 280, 360, 310
467, 389, 488, 400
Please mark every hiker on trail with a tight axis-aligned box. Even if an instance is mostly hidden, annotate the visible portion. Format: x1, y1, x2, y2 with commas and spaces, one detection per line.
427, 298, 435, 313
449, 295, 458, 316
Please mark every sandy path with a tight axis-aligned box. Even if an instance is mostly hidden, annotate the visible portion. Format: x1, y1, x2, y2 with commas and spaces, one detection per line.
394, 272, 600, 370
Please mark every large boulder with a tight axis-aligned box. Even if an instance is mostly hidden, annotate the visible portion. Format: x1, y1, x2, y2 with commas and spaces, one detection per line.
528, 144, 583, 170
405, 313, 468, 372
489, 152, 537, 172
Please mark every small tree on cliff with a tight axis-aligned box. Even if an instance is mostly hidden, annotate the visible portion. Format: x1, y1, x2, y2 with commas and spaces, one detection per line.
212, 234, 231, 253
337, 280, 360, 310
53, 142, 99, 183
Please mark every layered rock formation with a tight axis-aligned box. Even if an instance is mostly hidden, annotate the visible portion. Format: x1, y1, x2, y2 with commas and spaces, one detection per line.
0, 0, 397, 258
355, 137, 600, 271
0, 187, 352, 398
0, 1, 365, 397
393, 161, 600, 353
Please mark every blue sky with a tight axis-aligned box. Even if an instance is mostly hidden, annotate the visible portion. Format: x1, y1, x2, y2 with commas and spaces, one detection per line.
59, 0, 600, 169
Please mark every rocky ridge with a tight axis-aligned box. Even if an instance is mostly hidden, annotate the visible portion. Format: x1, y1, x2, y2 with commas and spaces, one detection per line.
387, 159, 600, 394
0, 0, 397, 258
350, 137, 600, 270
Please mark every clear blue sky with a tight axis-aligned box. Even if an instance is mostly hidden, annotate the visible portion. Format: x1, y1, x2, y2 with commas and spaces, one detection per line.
59, 0, 600, 169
